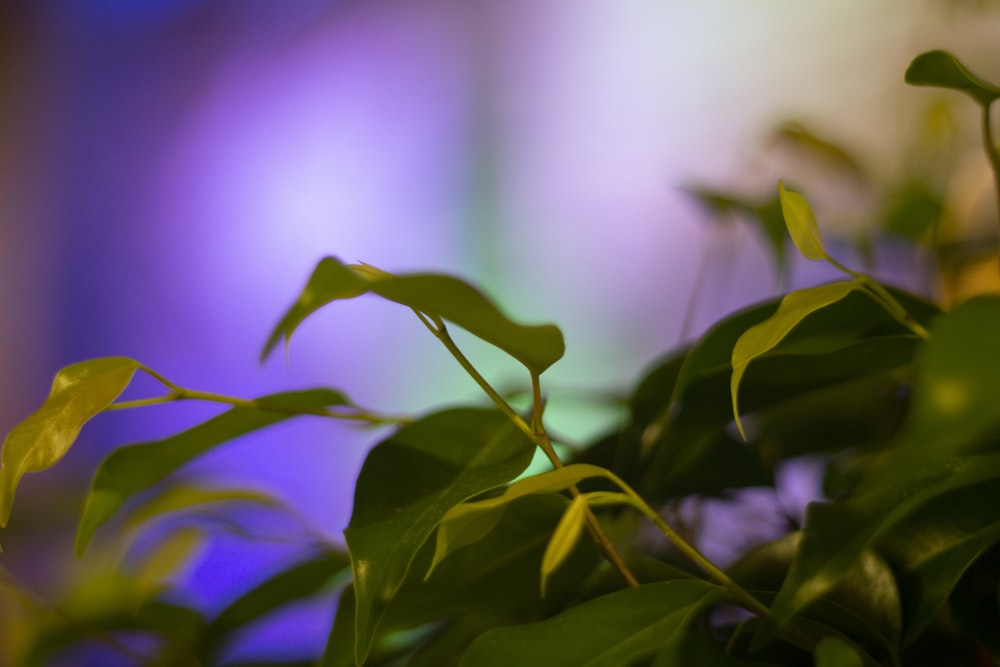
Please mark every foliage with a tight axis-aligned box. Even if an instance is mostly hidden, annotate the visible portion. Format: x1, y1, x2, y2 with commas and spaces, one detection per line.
3, 49, 1000, 666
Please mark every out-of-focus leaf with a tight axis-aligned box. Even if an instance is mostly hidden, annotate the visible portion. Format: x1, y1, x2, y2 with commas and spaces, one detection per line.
905, 50, 1000, 107
201, 549, 350, 660
262, 257, 565, 374
685, 188, 788, 276
0, 357, 141, 526
133, 526, 205, 597
457, 580, 727, 667
772, 123, 867, 183
731, 281, 860, 438
815, 637, 864, 667
779, 182, 827, 261
76, 388, 347, 556
122, 484, 283, 534
882, 182, 943, 242
344, 408, 534, 665
901, 297, 1000, 452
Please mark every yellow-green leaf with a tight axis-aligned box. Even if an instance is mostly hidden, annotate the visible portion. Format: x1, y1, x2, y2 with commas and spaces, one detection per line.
0, 357, 142, 526
540, 495, 588, 597
779, 181, 827, 261
731, 281, 860, 439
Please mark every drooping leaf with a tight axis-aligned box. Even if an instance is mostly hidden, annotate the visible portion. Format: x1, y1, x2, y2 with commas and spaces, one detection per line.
201, 549, 350, 661
731, 281, 861, 438
905, 50, 1000, 107
76, 388, 348, 556
0, 357, 142, 526
540, 495, 588, 597
779, 182, 827, 261
457, 580, 728, 667
344, 408, 535, 665
771, 122, 867, 183
428, 463, 619, 576
262, 257, 565, 374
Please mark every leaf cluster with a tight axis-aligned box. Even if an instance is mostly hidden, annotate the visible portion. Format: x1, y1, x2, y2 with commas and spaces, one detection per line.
4, 49, 1000, 666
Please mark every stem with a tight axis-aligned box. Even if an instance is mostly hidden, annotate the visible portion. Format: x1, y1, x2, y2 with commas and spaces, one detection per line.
529, 373, 640, 589
982, 101, 1000, 278
413, 308, 638, 587
106, 388, 409, 426
825, 258, 931, 340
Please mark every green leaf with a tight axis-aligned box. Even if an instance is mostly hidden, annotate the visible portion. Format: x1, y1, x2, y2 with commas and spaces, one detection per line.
731, 281, 860, 439
880, 478, 1000, 644
0, 357, 142, 527
779, 182, 827, 261
133, 525, 205, 597
428, 464, 616, 577
202, 549, 350, 660
76, 388, 347, 556
120, 484, 283, 534
540, 494, 588, 597
815, 637, 864, 667
263, 257, 565, 374
344, 407, 535, 665
686, 188, 788, 276
905, 50, 1000, 107
902, 296, 1000, 451
763, 451, 1000, 646
458, 580, 728, 667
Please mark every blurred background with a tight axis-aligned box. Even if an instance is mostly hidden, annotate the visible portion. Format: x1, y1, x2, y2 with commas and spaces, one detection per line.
2, 0, 1000, 662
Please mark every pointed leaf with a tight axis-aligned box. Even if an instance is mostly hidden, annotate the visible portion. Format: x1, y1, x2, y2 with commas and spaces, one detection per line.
458, 580, 728, 667
779, 181, 827, 261
731, 281, 860, 438
540, 494, 588, 597
121, 484, 283, 534
429, 463, 619, 576
76, 388, 348, 555
263, 257, 565, 374
344, 407, 534, 664
905, 50, 1000, 107
764, 451, 1000, 643
0, 357, 142, 526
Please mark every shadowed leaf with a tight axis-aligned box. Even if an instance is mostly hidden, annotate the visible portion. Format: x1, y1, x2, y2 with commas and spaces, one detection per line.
458, 580, 728, 667
76, 388, 347, 556
344, 408, 534, 665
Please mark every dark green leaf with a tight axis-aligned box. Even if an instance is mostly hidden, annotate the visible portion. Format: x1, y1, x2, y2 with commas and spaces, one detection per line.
458, 580, 728, 667
685, 188, 788, 275
76, 388, 348, 556
0, 357, 142, 526
731, 281, 861, 438
905, 50, 1000, 107
262, 257, 565, 374
344, 408, 535, 664
902, 296, 1000, 452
